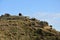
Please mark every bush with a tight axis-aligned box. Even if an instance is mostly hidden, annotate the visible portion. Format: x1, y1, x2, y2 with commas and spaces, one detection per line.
30, 18, 36, 21
34, 29, 43, 35
19, 13, 22, 16
50, 25, 52, 27
4, 13, 10, 17
39, 21, 48, 27
35, 36, 40, 40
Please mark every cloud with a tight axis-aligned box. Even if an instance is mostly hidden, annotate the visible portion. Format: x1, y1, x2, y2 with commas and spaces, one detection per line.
33, 12, 60, 18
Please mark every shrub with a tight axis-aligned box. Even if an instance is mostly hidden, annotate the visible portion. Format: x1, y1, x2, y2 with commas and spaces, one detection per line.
35, 36, 40, 40
39, 21, 48, 27
30, 18, 36, 21
1, 15, 4, 17
34, 29, 43, 35
4, 13, 10, 17
50, 25, 52, 27
19, 13, 22, 16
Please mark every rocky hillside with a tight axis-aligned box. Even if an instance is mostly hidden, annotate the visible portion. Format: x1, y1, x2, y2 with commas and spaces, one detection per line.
0, 13, 60, 40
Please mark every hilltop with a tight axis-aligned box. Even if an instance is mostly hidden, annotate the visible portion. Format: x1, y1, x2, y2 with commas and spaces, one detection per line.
0, 13, 60, 40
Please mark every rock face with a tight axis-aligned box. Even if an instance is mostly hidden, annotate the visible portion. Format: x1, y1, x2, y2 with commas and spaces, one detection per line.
0, 13, 60, 40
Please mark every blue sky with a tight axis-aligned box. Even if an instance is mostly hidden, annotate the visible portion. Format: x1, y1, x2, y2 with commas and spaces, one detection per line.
0, 0, 60, 31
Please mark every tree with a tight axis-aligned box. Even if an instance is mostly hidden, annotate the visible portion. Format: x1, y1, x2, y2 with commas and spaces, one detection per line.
19, 13, 22, 16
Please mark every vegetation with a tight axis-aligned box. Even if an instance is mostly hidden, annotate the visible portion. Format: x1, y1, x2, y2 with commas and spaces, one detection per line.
19, 13, 22, 16
0, 13, 60, 40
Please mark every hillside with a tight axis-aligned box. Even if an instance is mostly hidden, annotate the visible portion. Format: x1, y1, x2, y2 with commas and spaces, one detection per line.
0, 13, 60, 40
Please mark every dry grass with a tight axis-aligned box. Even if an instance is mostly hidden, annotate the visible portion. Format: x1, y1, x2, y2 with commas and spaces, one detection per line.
0, 14, 60, 40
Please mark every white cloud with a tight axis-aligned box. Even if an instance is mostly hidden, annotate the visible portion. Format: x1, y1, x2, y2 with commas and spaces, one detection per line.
33, 12, 60, 18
